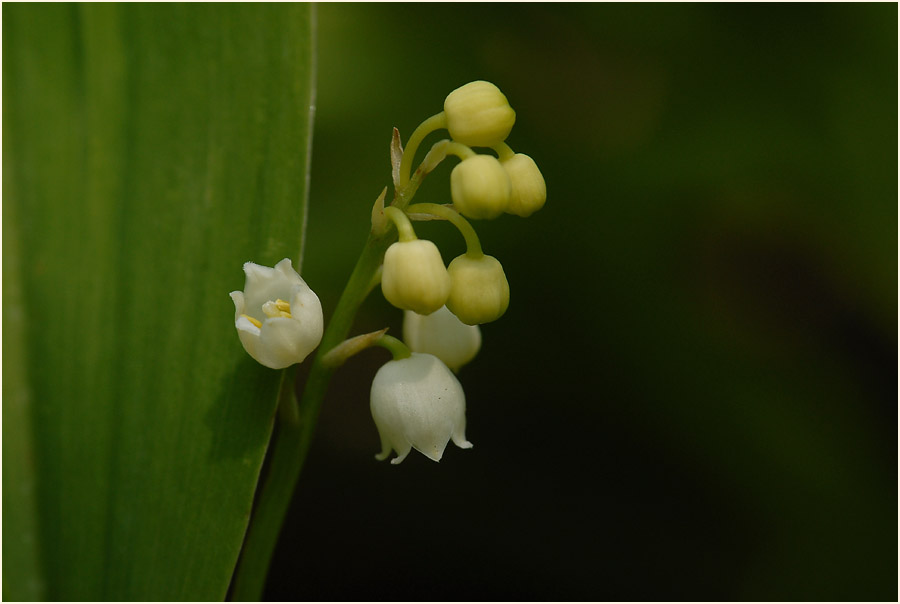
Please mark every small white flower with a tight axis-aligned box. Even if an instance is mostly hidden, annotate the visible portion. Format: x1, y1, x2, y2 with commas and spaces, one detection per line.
370, 353, 473, 464
229, 258, 323, 369
403, 306, 481, 372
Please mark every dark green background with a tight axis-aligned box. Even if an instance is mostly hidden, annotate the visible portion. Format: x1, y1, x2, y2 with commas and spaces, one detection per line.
3, 2, 895, 601
271, 3, 896, 601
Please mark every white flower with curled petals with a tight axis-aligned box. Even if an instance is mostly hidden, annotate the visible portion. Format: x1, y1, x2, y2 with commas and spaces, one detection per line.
371, 353, 473, 464
229, 258, 323, 369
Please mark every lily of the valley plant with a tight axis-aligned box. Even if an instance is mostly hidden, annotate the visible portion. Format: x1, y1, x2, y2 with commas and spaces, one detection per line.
228, 81, 546, 599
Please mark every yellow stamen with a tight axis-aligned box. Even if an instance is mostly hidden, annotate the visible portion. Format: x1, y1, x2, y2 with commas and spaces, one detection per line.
262, 301, 280, 318
241, 314, 262, 328
263, 298, 293, 319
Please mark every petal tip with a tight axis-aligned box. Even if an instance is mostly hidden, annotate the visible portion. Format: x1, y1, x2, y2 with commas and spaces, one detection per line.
229, 291, 244, 312
274, 257, 297, 276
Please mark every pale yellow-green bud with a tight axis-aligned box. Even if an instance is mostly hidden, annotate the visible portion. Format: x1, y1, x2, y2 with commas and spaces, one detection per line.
502, 153, 546, 217
446, 254, 510, 325
450, 155, 511, 220
382, 240, 451, 315
444, 81, 516, 148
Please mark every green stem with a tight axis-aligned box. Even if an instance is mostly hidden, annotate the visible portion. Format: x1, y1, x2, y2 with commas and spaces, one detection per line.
395, 140, 466, 212
230, 229, 394, 601
407, 202, 483, 258
321, 328, 388, 369
443, 140, 476, 161
383, 206, 417, 242
365, 265, 383, 297
376, 334, 411, 360
276, 366, 300, 425
396, 140, 473, 212
229, 366, 297, 601
419, 139, 474, 173
492, 141, 515, 161
398, 112, 447, 189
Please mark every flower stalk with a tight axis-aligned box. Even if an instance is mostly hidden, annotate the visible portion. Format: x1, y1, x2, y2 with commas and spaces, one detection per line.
407, 202, 483, 259
230, 230, 393, 601
321, 328, 389, 369
230, 78, 544, 599
374, 334, 412, 360
398, 112, 447, 188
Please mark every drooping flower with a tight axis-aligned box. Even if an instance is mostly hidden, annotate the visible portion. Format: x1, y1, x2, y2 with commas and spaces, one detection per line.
229, 258, 323, 369
403, 305, 481, 372
501, 153, 546, 217
450, 154, 512, 219
381, 239, 451, 315
444, 80, 516, 147
370, 353, 473, 464
445, 254, 510, 325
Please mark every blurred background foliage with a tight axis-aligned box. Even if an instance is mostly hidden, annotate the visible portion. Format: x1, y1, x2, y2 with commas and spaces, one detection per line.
270, 3, 897, 601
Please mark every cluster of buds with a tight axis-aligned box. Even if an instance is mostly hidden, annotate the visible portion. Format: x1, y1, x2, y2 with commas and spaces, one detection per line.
380, 80, 546, 326
229, 81, 545, 466
370, 81, 546, 463
445, 81, 547, 219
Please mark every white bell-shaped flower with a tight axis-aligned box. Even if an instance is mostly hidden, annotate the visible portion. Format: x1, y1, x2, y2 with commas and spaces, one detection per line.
229, 258, 323, 369
403, 306, 481, 372
370, 353, 473, 464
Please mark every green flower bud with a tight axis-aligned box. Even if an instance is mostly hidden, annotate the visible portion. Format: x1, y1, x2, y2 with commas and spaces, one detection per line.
450, 155, 511, 220
444, 81, 516, 147
382, 240, 451, 315
502, 153, 546, 217
446, 254, 510, 325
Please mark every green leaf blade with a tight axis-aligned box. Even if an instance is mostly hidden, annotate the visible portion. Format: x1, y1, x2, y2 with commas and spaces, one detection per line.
3, 4, 314, 600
